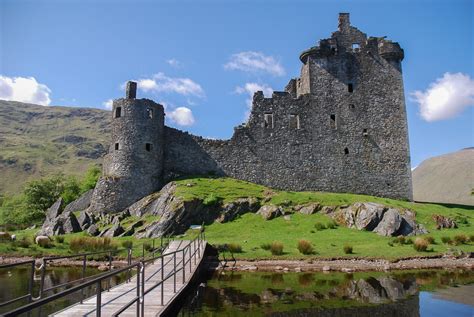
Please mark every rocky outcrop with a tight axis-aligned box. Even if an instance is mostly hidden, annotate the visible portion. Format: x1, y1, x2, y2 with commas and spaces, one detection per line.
38, 198, 82, 236
330, 202, 427, 237
217, 198, 260, 222
294, 203, 321, 215
257, 205, 283, 220
63, 189, 93, 214
432, 214, 457, 229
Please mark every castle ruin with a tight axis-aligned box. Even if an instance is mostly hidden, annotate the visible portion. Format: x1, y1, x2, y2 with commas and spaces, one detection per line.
89, 13, 412, 214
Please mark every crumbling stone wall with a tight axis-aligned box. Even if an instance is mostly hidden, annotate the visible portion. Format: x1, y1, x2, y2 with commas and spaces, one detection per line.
90, 13, 412, 214
163, 13, 412, 201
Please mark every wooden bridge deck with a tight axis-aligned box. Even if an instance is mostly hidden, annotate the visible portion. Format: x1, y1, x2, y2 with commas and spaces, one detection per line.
54, 240, 206, 317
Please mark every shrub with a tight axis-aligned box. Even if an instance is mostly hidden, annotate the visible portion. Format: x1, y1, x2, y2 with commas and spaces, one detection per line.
326, 221, 338, 229
203, 193, 222, 206
394, 236, 406, 244
227, 243, 243, 253
441, 236, 452, 244
121, 240, 133, 249
55, 236, 65, 243
469, 235, 474, 242
270, 241, 284, 255
143, 242, 153, 252
387, 241, 394, 247
297, 240, 314, 255
69, 237, 117, 253
425, 236, 435, 244
16, 237, 32, 248
260, 243, 271, 251
343, 245, 353, 254
314, 222, 326, 231
413, 238, 429, 252
453, 234, 468, 245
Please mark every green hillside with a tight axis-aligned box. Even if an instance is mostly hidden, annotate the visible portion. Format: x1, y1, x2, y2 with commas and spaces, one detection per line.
0, 100, 110, 194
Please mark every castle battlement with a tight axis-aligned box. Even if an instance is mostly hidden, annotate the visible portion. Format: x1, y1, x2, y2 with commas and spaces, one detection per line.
88, 13, 412, 214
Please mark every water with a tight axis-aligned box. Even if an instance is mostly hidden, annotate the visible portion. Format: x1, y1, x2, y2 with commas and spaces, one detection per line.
178, 269, 474, 317
0, 265, 128, 316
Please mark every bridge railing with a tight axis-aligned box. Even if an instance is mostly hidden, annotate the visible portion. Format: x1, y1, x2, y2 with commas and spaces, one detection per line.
112, 229, 206, 316
2, 262, 142, 317
0, 260, 35, 310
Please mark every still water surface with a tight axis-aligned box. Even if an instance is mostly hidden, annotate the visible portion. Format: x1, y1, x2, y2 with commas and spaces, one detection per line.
178, 269, 474, 317
0, 266, 472, 316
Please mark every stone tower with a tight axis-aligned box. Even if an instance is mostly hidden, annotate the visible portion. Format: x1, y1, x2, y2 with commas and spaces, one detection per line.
89, 82, 165, 214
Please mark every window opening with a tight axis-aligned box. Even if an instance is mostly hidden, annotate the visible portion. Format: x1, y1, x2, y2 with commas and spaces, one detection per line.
330, 114, 336, 129
115, 107, 122, 118
289, 114, 300, 129
146, 143, 152, 152
264, 113, 274, 129
344, 148, 349, 155
146, 108, 153, 119
348, 83, 353, 93
115, 143, 120, 151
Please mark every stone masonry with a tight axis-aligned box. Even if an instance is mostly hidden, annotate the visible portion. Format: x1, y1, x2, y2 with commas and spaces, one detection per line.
89, 13, 412, 214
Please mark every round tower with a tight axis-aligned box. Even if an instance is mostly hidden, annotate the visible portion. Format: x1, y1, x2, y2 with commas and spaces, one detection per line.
90, 81, 165, 214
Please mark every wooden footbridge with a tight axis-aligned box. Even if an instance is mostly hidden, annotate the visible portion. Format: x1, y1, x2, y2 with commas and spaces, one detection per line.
0, 230, 206, 317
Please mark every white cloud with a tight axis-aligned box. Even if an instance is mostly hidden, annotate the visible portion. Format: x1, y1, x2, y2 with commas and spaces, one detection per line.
167, 106, 195, 126
130, 73, 204, 98
411, 72, 474, 122
102, 99, 114, 109
235, 82, 273, 118
166, 59, 182, 68
224, 51, 285, 76
0, 75, 51, 105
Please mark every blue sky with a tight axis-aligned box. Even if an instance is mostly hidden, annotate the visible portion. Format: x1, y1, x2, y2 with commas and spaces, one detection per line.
0, 0, 473, 168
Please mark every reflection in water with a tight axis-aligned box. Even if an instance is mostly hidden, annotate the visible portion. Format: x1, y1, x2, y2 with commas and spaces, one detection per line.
0, 266, 127, 316
179, 269, 474, 317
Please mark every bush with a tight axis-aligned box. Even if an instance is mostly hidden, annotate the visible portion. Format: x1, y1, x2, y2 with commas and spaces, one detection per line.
260, 243, 271, 251
469, 235, 474, 242
343, 245, 353, 254
270, 241, 284, 255
314, 222, 326, 231
425, 236, 435, 244
453, 234, 468, 245
326, 221, 338, 229
203, 193, 222, 206
55, 236, 65, 243
441, 236, 452, 244
69, 237, 117, 253
80, 165, 101, 192
227, 243, 243, 253
413, 238, 429, 252
143, 242, 153, 252
297, 240, 314, 255
121, 240, 133, 249
16, 237, 32, 248
405, 238, 413, 245
387, 241, 394, 247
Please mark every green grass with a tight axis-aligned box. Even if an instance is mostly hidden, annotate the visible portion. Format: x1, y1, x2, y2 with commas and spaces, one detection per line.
1, 177, 473, 261
174, 177, 473, 260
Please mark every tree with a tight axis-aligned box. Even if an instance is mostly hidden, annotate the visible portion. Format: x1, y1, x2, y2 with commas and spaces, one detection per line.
80, 165, 101, 193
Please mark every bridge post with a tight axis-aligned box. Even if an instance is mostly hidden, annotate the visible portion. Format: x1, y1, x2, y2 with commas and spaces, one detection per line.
39, 258, 46, 298
189, 245, 192, 273
96, 280, 102, 317
182, 249, 186, 283
161, 255, 164, 305
141, 263, 145, 316
137, 264, 142, 317
173, 252, 177, 293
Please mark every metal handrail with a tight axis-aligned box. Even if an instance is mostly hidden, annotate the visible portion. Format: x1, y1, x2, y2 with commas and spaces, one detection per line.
2, 262, 141, 317
0, 260, 35, 308
1, 228, 204, 317
112, 229, 205, 316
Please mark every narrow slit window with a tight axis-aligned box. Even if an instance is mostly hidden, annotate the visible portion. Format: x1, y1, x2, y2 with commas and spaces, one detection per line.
264, 113, 274, 129
289, 114, 300, 129
344, 147, 349, 155
115, 143, 120, 151
349, 104, 355, 109
363, 129, 368, 136
115, 107, 122, 118
146, 108, 153, 119
348, 83, 353, 93
330, 114, 336, 129
145, 143, 152, 152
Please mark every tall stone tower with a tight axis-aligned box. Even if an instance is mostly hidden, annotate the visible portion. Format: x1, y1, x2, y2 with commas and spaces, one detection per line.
89, 82, 165, 214
289, 12, 412, 199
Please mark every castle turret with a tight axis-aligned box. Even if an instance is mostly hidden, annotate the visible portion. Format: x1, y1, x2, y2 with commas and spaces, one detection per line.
89, 81, 165, 214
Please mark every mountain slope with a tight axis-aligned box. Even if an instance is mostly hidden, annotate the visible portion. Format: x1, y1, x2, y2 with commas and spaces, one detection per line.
412, 148, 474, 206
0, 100, 110, 194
